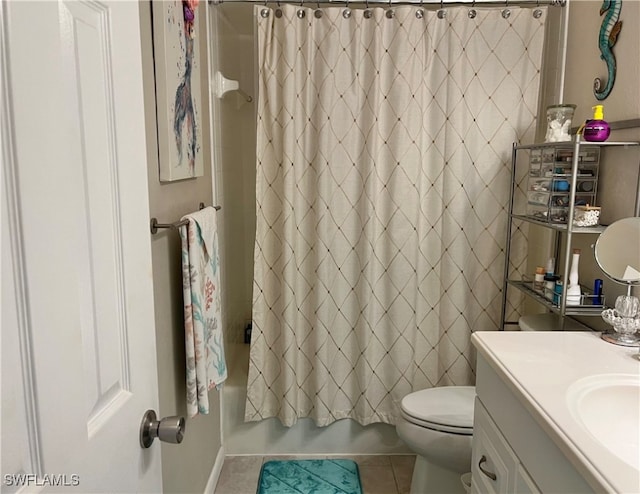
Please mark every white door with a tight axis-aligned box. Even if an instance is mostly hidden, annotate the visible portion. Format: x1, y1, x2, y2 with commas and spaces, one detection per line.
2, 1, 163, 492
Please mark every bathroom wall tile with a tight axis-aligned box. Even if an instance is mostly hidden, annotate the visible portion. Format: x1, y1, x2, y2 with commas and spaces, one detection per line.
390, 455, 416, 494
358, 464, 398, 494
214, 456, 263, 494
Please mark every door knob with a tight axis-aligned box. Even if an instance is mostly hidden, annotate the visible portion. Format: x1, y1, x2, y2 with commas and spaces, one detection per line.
139, 409, 185, 448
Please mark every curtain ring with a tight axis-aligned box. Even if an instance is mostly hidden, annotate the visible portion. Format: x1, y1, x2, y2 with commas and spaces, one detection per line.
343, 0, 351, 18
533, 0, 543, 18
437, 0, 446, 19
416, 0, 424, 19
260, 0, 270, 17
468, 0, 476, 18
386, 0, 394, 18
502, 0, 511, 18
297, 0, 306, 19
364, 0, 372, 18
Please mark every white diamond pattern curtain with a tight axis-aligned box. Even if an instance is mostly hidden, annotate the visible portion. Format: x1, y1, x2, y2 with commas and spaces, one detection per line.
247, 4, 546, 426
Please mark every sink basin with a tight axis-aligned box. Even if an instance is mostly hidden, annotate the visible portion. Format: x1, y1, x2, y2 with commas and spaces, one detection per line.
567, 374, 640, 470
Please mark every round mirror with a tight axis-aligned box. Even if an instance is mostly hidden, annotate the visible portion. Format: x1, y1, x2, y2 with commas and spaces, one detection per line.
594, 217, 640, 285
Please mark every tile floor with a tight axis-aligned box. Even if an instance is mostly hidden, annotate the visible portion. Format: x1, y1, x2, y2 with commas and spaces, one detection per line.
214, 455, 416, 494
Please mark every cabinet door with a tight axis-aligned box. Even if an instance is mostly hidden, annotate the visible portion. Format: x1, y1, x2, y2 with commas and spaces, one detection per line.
515, 465, 541, 494
470, 399, 517, 494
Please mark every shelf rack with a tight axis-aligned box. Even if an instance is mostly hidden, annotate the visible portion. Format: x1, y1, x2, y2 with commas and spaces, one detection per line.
500, 138, 640, 330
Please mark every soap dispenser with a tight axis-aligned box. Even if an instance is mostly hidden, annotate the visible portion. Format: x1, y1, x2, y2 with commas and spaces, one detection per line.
583, 105, 610, 142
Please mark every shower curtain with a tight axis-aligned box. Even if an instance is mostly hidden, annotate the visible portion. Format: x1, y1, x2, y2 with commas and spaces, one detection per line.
247, 4, 546, 427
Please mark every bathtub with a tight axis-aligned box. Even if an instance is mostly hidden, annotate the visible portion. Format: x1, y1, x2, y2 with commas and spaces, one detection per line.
222, 343, 411, 455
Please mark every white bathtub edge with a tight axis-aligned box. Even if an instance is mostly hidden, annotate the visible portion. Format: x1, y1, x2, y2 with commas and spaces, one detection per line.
204, 445, 226, 494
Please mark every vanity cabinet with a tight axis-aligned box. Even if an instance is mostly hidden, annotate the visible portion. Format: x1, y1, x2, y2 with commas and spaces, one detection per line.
471, 399, 539, 494
471, 353, 596, 494
500, 138, 640, 329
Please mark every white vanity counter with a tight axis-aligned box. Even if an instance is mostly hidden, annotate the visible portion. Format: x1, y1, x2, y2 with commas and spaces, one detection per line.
471, 331, 640, 494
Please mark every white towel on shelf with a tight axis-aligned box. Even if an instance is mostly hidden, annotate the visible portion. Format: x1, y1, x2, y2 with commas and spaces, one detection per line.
179, 206, 226, 417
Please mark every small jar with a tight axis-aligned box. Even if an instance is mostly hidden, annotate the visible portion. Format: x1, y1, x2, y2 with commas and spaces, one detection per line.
545, 274, 559, 301
534, 266, 545, 290
545, 104, 576, 142
573, 205, 601, 227
553, 180, 570, 192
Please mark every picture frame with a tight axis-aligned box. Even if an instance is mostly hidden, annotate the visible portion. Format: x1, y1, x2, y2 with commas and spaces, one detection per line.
152, 0, 204, 182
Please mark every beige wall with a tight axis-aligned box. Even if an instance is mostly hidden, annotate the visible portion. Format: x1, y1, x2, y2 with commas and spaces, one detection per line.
565, 0, 639, 222
140, 2, 222, 493
564, 0, 640, 125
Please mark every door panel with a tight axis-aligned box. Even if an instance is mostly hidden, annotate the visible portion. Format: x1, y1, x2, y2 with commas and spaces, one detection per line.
60, 0, 133, 433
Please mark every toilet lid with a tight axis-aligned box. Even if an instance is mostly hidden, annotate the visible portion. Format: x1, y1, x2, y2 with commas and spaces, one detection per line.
401, 386, 475, 430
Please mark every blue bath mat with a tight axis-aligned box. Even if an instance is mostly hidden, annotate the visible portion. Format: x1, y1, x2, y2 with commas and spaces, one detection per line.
257, 459, 362, 494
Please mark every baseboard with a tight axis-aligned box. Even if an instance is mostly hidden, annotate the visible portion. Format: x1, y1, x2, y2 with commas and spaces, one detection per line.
204, 446, 225, 494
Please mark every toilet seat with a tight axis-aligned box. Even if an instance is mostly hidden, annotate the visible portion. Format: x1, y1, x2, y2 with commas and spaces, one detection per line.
400, 386, 475, 435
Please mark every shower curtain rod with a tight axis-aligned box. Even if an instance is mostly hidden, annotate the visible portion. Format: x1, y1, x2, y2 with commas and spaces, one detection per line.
212, 0, 565, 7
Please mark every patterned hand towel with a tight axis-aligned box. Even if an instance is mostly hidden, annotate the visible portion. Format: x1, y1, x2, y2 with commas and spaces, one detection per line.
179, 206, 226, 417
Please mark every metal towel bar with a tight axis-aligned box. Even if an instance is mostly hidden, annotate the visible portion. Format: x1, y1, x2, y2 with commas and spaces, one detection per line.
150, 203, 221, 234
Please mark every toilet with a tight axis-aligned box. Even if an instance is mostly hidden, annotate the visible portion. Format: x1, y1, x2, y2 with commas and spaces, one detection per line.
396, 386, 475, 494
518, 313, 589, 331
395, 316, 589, 493
394, 315, 589, 493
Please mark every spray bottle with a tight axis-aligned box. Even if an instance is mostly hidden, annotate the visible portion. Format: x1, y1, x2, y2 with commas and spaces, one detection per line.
583, 105, 610, 142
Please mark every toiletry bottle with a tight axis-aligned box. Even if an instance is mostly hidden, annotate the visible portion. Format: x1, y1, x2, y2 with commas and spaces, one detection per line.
566, 248, 582, 305
554, 280, 563, 306
534, 266, 545, 290
593, 278, 603, 306
583, 105, 610, 142
544, 275, 559, 301
545, 258, 555, 277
